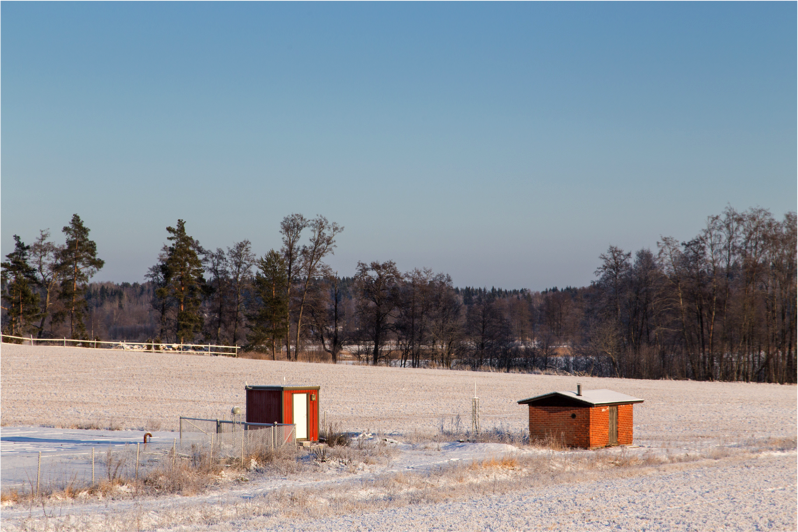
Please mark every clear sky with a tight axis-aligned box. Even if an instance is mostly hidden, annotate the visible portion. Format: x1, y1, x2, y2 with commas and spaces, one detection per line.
2, 2, 795, 290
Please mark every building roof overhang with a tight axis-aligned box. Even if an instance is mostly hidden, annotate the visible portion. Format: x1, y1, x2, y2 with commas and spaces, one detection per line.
517, 389, 643, 406
246, 385, 320, 391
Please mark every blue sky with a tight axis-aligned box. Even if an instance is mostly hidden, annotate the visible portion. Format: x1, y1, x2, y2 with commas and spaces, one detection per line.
2, 2, 795, 290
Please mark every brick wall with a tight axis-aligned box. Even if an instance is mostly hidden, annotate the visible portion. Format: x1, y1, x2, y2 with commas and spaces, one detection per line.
528, 406, 590, 448
588, 406, 609, 448
617, 403, 634, 445
527, 403, 636, 449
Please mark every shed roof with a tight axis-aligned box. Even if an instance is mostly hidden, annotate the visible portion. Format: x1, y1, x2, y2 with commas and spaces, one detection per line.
246, 385, 320, 391
517, 389, 643, 406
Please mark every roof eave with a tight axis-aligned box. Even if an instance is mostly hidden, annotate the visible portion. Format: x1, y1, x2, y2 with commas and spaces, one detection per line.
518, 391, 644, 406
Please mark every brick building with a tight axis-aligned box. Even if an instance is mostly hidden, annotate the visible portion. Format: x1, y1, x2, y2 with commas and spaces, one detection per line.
518, 385, 643, 449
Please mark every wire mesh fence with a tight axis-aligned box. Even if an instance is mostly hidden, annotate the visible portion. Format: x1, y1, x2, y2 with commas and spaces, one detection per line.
3, 439, 177, 494
2, 421, 295, 497
178, 417, 296, 456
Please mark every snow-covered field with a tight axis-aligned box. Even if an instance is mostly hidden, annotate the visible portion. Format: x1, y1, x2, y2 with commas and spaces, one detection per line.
1, 344, 795, 531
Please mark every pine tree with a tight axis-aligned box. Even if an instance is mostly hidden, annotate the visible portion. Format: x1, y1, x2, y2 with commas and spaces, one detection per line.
156, 220, 206, 344
30, 230, 62, 338
248, 250, 288, 359
56, 214, 104, 339
1, 235, 41, 338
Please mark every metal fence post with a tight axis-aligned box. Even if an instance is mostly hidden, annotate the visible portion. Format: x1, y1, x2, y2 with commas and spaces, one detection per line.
36, 451, 41, 498
92, 447, 95, 484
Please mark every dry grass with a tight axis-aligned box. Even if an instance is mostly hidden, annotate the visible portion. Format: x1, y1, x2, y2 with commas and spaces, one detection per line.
320, 422, 351, 447
69, 418, 123, 431
0, 436, 304, 506
468, 455, 519, 471
3, 434, 788, 532
744, 435, 798, 453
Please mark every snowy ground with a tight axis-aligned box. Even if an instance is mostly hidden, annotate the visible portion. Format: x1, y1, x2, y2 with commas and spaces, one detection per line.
1, 344, 795, 531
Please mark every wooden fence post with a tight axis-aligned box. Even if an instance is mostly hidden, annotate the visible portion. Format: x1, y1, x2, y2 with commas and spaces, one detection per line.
135, 443, 140, 497
36, 451, 41, 498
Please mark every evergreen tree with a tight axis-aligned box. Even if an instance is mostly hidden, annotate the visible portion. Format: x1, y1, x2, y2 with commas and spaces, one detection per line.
145, 257, 171, 342
156, 220, 206, 343
1, 235, 41, 338
56, 214, 104, 339
247, 249, 288, 359
30, 230, 62, 338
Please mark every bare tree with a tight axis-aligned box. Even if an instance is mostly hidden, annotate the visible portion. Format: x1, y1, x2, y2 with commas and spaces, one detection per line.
293, 216, 343, 359
396, 268, 434, 368
280, 214, 308, 361
427, 273, 463, 368
354, 261, 402, 365
204, 248, 231, 345
307, 273, 349, 363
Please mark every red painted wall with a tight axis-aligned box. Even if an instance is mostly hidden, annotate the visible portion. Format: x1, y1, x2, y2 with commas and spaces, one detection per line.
283, 389, 319, 442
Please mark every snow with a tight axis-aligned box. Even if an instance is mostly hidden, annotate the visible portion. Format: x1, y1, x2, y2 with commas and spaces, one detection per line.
1, 344, 795, 531
518, 388, 644, 405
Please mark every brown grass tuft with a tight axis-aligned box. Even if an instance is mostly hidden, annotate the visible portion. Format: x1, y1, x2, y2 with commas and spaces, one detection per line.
469, 455, 519, 471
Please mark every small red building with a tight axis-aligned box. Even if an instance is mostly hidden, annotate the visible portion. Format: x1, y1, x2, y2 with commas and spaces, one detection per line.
518, 385, 643, 449
246, 385, 320, 442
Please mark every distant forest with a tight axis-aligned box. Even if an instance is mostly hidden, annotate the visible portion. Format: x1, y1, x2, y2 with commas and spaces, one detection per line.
3, 207, 795, 384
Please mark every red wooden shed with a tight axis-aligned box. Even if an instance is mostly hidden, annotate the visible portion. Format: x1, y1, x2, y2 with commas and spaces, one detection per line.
246, 385, 320, 442
517, 385, 643, 449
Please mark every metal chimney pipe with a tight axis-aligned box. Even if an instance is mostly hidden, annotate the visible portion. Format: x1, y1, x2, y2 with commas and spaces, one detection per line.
577, 384, 582, 396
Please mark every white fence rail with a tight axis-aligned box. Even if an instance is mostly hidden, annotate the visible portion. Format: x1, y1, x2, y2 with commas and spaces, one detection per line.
0, 334, 238, 357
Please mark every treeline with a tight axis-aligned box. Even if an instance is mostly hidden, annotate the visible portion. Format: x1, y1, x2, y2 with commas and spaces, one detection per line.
2, 207, 795, 383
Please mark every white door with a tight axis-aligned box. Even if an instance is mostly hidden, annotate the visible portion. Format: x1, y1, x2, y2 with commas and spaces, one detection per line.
292, 393, 308, 440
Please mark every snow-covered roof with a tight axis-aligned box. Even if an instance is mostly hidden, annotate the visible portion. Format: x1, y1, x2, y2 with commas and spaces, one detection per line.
517, 389, 643, 406
245, 385, 320, 391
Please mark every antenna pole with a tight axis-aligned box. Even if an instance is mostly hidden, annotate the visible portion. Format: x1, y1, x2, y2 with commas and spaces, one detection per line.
471, 381, 480, 436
